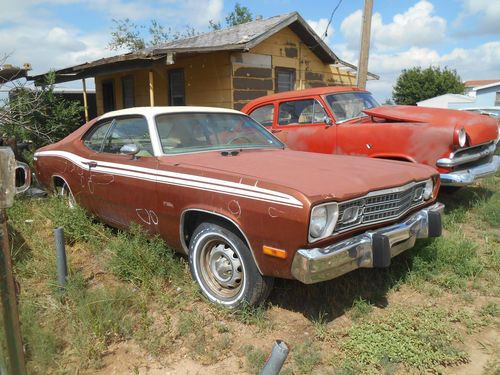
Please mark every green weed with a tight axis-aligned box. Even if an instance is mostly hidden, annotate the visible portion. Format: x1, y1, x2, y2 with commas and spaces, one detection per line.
291, 340, 321, 374
241, 344, 267, 375
348, 298, 374, 321
339, 306, 468, 373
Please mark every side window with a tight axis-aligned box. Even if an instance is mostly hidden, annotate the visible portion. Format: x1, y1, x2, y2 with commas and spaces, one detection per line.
249, 104, 274, 127
278, 99, 327, 125
102, 80, 115, 113
83, 121, 113, 152
102, 117, 153, 156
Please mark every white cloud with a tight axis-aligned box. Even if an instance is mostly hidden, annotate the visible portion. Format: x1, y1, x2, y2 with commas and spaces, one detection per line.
341, 0, 447, 50
306, 18, 334, 44
456, 0, 500, 34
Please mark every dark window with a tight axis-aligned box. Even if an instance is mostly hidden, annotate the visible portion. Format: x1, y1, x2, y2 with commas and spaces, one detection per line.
102, 80, 115, 113
83, 120, 113, 152
102, 116, 153, 156
278, 99, 327, 125
495, 92, 500, 106
168, 69, 185, 106
275, 68, 295, 93
122, 76, 135, 108
249, 104, 274, 127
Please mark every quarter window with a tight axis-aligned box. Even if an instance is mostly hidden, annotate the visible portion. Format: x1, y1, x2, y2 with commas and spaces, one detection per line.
249, 104, 274, 127
278, 99, 327, 125
495, 92, 500, 106
83, 120, 113, 152
102, 117, 153, 156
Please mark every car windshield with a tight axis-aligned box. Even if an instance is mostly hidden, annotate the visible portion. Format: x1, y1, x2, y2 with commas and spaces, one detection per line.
155, 112, 284, 154
324, 92, 379, 123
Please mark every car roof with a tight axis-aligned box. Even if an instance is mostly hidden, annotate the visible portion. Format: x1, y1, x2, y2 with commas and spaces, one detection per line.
244, 86, 366, 107
99, 106, 243, 120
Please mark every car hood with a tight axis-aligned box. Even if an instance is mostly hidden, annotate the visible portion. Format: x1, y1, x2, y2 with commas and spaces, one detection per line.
363, 105, 499, 146
159, 149, 437, 204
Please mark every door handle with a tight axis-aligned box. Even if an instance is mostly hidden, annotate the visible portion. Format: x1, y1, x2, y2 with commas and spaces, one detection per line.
271, 129, 282, 134
83, 161, 98, 168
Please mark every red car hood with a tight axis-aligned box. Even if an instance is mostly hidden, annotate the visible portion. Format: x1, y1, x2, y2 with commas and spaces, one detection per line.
364, 105, 499, 146
160, 149, 437, 203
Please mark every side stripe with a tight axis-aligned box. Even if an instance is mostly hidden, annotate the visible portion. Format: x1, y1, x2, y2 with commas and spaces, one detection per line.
35, 150, 304, 208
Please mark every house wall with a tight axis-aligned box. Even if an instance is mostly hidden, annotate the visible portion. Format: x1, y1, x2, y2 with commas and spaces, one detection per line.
95, 52, 233, 115
232, 27, 356, 109
94, 27, 358, 115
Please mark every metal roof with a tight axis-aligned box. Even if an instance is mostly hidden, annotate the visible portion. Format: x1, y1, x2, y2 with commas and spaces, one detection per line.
28, 12, 378, 83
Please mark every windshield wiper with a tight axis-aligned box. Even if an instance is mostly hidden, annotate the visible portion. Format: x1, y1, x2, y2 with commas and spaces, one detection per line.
220, 149, 241, 156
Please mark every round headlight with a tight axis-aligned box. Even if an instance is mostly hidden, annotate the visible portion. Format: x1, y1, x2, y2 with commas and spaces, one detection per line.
423, 179, 434, 200
458, 127, 466, 148
310, 206, 327, 238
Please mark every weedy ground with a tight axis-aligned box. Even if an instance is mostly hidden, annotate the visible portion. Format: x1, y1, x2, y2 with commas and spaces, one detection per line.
0, 176, 498, 374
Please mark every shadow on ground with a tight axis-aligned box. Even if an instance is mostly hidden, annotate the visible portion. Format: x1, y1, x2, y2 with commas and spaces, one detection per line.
267, 239, 432, 323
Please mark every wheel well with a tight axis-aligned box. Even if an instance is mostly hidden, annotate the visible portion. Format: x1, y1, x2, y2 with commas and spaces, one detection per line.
182, 210, 248, 251
53, 176, 66, 190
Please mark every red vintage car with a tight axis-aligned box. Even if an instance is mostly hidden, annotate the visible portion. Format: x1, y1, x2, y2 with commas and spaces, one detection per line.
242, 87, 499, 186
34, 107, 443, 307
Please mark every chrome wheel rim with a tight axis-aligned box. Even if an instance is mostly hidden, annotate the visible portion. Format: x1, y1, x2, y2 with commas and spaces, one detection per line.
200, 239, 243, 299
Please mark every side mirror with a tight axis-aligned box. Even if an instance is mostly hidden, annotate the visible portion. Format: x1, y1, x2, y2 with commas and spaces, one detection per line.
120, 144, 141, 158
323, 116, 333, 127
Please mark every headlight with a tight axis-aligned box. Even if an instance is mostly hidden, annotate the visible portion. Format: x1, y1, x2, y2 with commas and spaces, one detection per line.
457, 127, 467, 148
423, 178, 434, 200
309, 203, 339, 242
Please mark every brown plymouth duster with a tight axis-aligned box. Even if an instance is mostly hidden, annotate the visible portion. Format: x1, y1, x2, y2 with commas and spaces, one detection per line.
34, 107, 443, 307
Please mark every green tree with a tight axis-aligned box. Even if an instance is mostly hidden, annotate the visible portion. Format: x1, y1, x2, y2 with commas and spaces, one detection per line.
392, 66, 465, 105
209, 2, 255, 30
2, 71, 82, 150
108, 19, 198, 51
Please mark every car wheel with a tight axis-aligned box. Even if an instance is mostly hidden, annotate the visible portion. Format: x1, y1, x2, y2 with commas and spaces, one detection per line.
189, 222, 273, 308
58, 181, 76, 209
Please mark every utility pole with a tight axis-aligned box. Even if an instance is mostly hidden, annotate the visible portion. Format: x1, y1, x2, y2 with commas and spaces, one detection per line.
356, 0, 373, 89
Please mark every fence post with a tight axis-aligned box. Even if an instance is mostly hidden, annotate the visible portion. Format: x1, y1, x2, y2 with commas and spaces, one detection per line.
54, 227, 67, 288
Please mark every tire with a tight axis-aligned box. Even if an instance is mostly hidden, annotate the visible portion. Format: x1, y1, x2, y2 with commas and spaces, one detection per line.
189, 222, 273, 308
57, 181, 76, 209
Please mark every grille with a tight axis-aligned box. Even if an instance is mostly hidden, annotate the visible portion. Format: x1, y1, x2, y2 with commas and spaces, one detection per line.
335, 181, 427, 233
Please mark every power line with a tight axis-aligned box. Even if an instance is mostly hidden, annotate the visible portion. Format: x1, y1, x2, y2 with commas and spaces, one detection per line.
322, 0, 344, 40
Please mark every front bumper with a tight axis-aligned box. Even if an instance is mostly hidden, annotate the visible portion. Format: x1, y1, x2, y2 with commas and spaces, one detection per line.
439, 155, 499, 186
291, 202, 444, 284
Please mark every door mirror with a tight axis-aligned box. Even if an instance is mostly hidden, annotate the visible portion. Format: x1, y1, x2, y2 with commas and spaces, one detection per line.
120, 143, 141, 157
323, 116, 333, 127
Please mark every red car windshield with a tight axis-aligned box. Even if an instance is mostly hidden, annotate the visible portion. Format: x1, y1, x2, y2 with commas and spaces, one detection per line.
325, 92, 379, 123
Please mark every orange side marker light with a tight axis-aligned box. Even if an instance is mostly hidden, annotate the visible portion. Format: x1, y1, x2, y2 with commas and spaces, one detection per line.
263, 246, 287, 259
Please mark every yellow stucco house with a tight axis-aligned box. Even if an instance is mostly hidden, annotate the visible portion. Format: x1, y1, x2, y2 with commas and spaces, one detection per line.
31, 12, 378, 117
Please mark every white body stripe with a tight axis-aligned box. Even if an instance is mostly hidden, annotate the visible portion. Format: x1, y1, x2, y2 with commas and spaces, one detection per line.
35, 150, 304, 208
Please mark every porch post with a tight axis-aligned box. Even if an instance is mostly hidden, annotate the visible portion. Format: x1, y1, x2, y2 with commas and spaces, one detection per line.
148, 70, 155, 106
82, 78, 89, 122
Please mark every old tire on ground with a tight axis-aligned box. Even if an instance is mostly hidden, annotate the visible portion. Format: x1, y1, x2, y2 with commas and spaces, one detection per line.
189, 222, 273, 308
58, 181, 76, 208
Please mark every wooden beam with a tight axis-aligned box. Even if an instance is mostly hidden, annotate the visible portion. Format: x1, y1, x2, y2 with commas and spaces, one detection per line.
148, 70, 155, 106
356, 0, 373, 89
82, 78, 89, 122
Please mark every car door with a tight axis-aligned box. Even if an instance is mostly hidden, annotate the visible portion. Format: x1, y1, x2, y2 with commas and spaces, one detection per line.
82, 115, 159, 232
272, 98, 336, 154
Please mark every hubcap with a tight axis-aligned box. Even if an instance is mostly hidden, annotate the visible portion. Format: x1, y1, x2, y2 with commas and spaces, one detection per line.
208, 244, 242, 288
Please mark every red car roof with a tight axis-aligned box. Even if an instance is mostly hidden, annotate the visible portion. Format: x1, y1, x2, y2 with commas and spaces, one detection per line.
243, 86, 366, 109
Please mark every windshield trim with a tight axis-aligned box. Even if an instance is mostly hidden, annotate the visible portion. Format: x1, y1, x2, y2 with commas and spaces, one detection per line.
153, 111, 285, 156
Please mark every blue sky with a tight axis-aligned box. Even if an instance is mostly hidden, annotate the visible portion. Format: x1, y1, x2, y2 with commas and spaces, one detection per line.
1, 0, 499, 101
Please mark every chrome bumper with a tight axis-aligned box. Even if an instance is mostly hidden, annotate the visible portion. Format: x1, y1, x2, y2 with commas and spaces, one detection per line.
439, 155, 499, 186
291, 202, 444, 284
